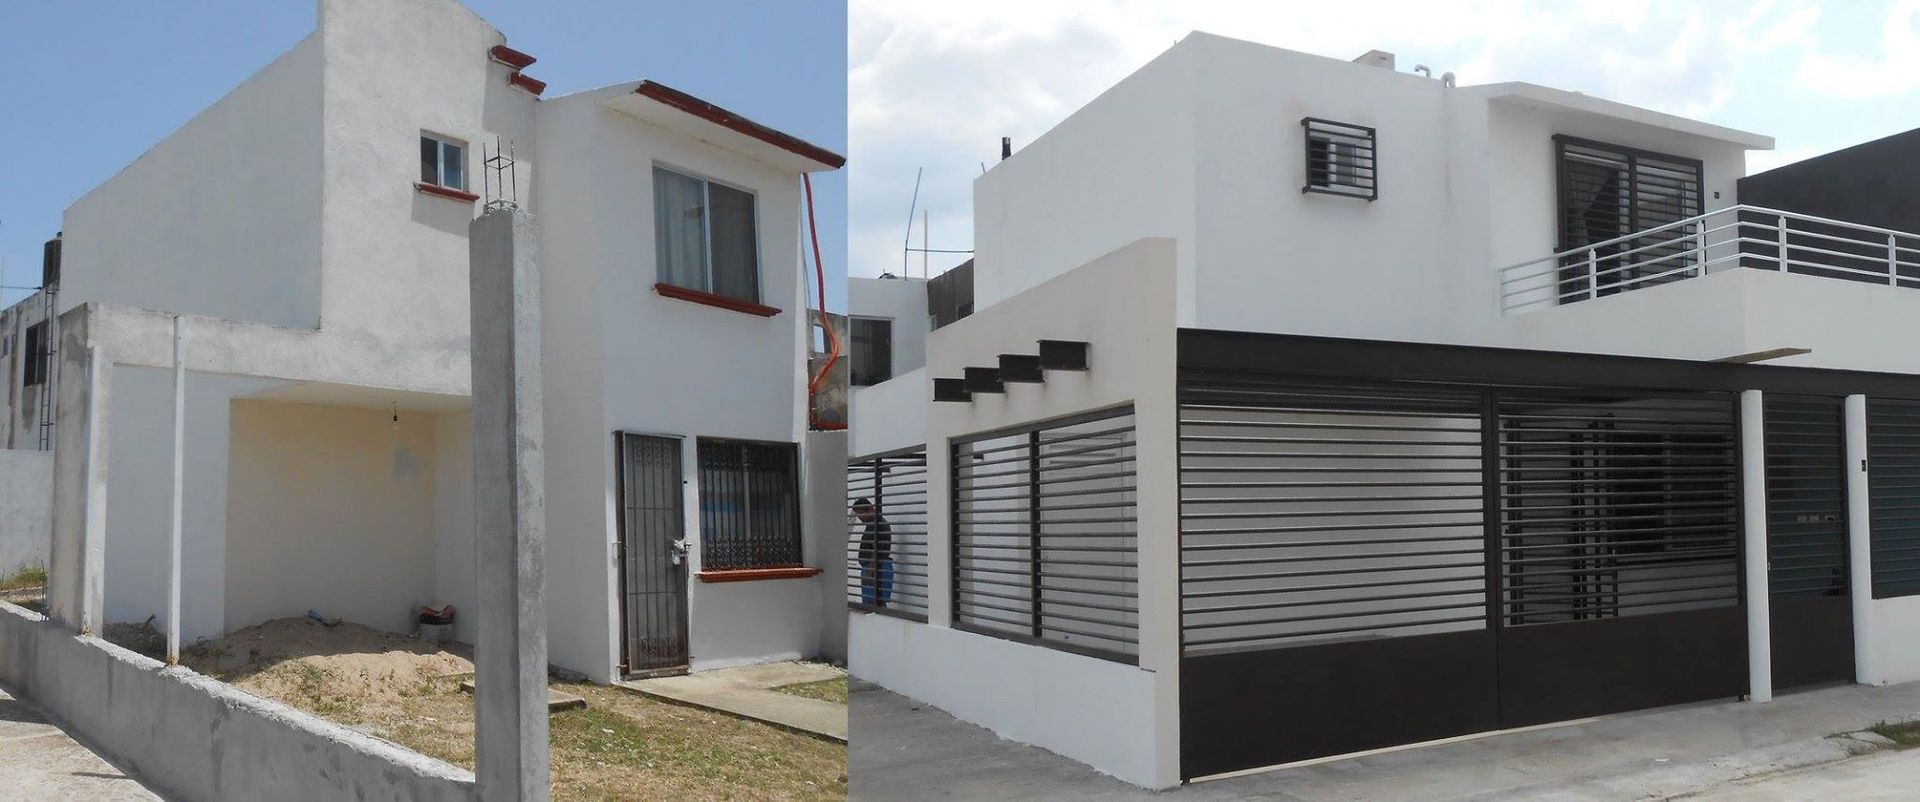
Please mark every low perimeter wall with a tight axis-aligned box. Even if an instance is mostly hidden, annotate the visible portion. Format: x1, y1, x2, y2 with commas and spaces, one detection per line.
0, 602, 474, 801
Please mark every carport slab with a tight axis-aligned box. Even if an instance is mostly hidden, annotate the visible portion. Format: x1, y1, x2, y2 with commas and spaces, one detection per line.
851, 680, 1920, 800
618, 662, 846, 743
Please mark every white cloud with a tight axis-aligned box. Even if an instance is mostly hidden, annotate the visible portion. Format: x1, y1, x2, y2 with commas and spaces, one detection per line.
848, 0, 1820, 278
1797, 0, 1920, 97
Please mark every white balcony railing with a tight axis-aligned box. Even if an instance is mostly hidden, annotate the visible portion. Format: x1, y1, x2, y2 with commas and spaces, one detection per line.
1499, 204, 1920, 314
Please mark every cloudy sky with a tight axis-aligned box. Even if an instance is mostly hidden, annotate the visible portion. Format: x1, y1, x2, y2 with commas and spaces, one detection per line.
849, 0, 1920, 279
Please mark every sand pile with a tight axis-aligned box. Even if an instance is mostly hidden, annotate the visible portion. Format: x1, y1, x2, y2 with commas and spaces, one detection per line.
183, 617, 471, 704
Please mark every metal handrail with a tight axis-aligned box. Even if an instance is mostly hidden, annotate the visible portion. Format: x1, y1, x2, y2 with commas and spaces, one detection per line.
1499, 203, 1920, 313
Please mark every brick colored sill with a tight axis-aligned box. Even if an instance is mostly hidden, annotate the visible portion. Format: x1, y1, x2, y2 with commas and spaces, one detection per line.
696, 567, 821, 583
653, 283, 782, 317
415, 182, 479, 202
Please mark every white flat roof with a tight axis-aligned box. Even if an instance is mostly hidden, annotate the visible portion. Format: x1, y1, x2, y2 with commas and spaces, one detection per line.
1474, 82, 1775, 150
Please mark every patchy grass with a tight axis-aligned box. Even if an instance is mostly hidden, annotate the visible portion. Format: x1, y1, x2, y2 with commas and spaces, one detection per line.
1870, 719, 1920, 747
182, 620, 845, 800
0, 564, 46, 592
772, 677, 849, 706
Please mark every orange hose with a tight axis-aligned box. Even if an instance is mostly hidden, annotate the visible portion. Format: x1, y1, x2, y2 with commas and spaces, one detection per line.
804, 173, 841, 423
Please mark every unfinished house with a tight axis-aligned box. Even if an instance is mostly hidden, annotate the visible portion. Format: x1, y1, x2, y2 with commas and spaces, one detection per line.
848, 33, 1920, 789
1, 0, 842, 712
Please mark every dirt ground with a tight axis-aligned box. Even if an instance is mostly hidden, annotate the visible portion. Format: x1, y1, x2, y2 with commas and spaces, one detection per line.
181, 618, 846, 800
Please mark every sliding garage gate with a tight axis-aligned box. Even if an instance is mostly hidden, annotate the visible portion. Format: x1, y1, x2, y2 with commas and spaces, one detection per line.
1177, 370, 1758, 777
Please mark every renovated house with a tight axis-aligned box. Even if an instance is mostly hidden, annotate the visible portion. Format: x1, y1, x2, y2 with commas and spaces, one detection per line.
847, 33, 1920, 788
4, 0, 846, 687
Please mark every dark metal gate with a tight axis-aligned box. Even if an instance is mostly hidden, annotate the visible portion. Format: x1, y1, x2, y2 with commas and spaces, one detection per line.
616, 432, 690, 676
1177, 372, 1748, 779
1764, 396, 1853, 689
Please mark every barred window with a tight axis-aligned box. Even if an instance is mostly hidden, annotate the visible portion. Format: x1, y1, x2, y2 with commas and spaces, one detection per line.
952, 407, 1139, 663
1302, 118, 1377, 200
696, 439, 802, 570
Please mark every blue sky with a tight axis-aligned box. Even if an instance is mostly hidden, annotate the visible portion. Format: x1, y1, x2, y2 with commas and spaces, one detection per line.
0, 0, 847, 310
850, 0, 1920, 279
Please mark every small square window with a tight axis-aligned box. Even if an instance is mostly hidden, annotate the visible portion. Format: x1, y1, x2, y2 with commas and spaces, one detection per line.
1302, 118, 1376, 200
654, 166, 761, 304
420, 134, 466, 190
696, 438, 802, 570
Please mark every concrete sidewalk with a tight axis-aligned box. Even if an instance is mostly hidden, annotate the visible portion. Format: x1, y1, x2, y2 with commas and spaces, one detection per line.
0, 684, 162, 801
619, 661, 847, 742
851, 680, 1920, 800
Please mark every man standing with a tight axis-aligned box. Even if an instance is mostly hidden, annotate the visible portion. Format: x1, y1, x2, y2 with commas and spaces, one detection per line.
852, 497, 892, 608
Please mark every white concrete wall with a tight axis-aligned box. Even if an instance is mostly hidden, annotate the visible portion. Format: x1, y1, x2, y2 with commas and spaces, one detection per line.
224, 400, 439, 635
852, 612, 1159, 785
0, 291, 53, 450
432, 411, 477, 645
533, 87, 819, 679
102, 370, 290, 643
806, 430, 850, 663
0, 602, 473, 802
0, 450, 52, 578
1864, 596, 1920, 685
853, 239, 1182, 788
849, 367, 927, 460
848, 276, 930, 380
61, 38, 324, 330
316, 0, 536, 362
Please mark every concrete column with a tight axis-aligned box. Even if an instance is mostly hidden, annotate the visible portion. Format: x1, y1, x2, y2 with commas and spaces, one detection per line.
470, 207, 551, 802
1741, 389, 1772, 703
48, 306, 107, 635
167, 316, 185, 664
1845, 394, 1878, 685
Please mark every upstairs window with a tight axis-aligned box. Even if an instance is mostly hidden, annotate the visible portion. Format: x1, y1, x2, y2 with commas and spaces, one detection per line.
22, 322, 47, 387
850, 317, 893, 387
419, 134, 466, 190
654, 166, 761, 304
696, 438, 802, 570
1302, 118, 1377, 200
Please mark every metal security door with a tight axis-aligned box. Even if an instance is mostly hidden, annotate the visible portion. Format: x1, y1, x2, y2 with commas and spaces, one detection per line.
617, 433, 690, 676
1764, 396, 1854, 689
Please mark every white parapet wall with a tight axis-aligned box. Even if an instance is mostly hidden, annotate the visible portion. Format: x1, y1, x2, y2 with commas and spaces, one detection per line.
0, 602, 474, 801
0, 450, 52, 579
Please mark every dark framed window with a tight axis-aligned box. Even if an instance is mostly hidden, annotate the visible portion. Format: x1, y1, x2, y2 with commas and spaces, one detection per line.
850, 317, 893, 387
22, 322, 47, 387
951, 407, 1139, 663
1870, 399, 1920, 599
419, 133, 466, 190
696, 438, 802, 570
1554, 136, 1703, 301
654, 166, 761, 304
1302, 118, 1377, 200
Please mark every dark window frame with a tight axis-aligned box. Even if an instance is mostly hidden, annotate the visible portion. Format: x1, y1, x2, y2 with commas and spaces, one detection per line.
850, 316, 894, 387
1553, 135, 1705, 301
22, 322, 47, 388
1302, 117, 1378, 200
695, 437, 803, 571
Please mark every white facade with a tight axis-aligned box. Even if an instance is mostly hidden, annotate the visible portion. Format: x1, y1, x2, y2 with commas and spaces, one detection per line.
853, 32, 1920, 789
848, 275, 932, 380
14, 0, 843, 685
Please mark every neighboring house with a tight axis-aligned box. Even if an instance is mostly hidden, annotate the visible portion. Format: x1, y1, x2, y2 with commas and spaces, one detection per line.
848, 33, 1920, 789
9, 0, 845, 684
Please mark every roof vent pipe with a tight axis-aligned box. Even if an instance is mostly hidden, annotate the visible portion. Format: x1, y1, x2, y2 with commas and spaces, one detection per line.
1001, 137, 1012, 160
1414, 64, 1432, 78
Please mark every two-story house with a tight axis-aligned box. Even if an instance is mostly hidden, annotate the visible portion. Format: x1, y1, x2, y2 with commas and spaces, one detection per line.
7, 0, 845, 686
847, 32, 1920, 788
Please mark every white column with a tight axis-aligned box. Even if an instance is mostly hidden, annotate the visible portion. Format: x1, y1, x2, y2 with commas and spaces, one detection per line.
166, 316, 185, 664
1845, 394, 1877, 685
1741, 389, 1773, 702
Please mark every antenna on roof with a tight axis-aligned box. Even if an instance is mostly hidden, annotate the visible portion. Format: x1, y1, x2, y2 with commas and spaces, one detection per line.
481, 136, 520, 212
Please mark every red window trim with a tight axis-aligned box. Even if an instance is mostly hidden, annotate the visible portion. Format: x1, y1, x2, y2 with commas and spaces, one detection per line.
653, 282, 781, 317
415, 182, 479, 203
696, 567, 821, 583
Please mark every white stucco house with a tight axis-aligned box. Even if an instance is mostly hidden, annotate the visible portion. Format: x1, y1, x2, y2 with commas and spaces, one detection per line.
848, 32, 1920, 788
4, 0, 846, 685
